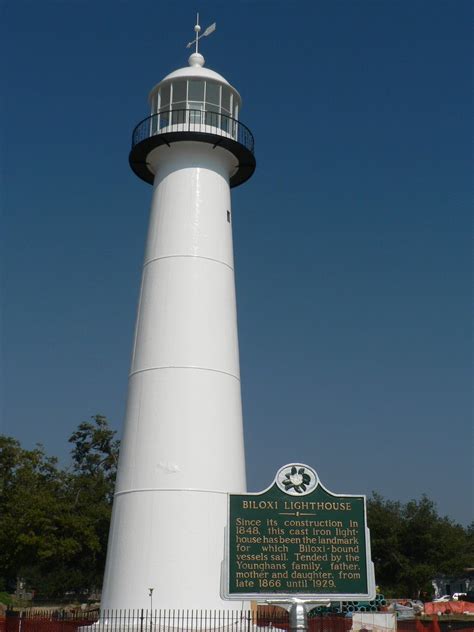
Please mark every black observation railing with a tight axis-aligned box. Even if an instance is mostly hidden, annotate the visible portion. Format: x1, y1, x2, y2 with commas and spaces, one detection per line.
131, 108, 255, 156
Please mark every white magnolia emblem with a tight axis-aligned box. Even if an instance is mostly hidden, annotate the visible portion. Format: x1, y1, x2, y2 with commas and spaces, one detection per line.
276, 463, 318, 496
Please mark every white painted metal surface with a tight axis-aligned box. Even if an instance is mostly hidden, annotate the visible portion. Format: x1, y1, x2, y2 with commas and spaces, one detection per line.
101, 55, 249, 610
148, 53, 242, 108
352, 613, 397, 632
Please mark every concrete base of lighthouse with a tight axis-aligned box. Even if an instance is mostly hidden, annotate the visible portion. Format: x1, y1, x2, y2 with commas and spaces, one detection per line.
101, 141, 248, 611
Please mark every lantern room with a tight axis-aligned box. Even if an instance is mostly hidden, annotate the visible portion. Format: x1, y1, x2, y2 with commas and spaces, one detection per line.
149, 52, 240, 129
129, 53, 255, 188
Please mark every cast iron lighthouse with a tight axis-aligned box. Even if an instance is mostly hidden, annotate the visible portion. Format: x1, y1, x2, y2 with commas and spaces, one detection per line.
101, 22, 256, 611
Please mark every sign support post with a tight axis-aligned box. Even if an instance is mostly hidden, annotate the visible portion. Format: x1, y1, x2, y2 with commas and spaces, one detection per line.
266, 599, 331, 632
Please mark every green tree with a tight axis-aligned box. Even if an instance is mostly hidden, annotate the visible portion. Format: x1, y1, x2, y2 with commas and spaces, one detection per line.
367, 493, 406, 595
0, 437, 70, 594
66, 415, 120, 593
0, 416, 119, 599
69, 414, 119, 493
367, 493, 473, 598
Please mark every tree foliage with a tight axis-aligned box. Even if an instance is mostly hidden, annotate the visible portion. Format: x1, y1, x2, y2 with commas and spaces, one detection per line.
69, 415, 119, 486
1, 421, 472, 601
367, 492, 473, 598
0, 416, 119, 598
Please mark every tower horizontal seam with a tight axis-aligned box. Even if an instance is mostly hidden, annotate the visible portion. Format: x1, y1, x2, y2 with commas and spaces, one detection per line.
143, 254, 234, 271
114, 487, 232, 498
129, 365, 240, 381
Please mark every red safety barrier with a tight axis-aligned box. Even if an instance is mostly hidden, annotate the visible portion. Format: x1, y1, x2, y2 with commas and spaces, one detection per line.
4, 610, 473, 632
398, 617, 474, 632
424, 602, 474, 616
4, 614, 94, 632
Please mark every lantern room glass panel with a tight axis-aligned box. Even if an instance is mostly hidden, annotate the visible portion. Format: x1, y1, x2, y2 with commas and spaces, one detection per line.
159, 112, 169, 128
160, 84, 171, 109
221, 88, 231, 114
172, 81, 187, 104
188, 80, 204, 102
206, 82, 220, 106
172, 109, 187, 125
204, 103, 219, 127
188, 101, 204, 126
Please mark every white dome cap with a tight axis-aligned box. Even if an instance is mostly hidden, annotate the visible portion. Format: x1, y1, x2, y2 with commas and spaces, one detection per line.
148, 53, 241, 103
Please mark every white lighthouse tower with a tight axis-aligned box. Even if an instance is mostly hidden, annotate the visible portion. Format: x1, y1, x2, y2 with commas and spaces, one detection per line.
100, 21, 256, 612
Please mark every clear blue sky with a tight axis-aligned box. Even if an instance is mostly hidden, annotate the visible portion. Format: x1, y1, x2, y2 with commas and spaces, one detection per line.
2, 1, 472, 525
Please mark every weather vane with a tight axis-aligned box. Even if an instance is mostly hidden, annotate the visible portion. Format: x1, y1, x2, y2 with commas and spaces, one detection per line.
186, 13, 216, 54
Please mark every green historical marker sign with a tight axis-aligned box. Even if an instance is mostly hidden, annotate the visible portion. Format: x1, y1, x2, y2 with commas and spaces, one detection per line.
223, 464, 375, 601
